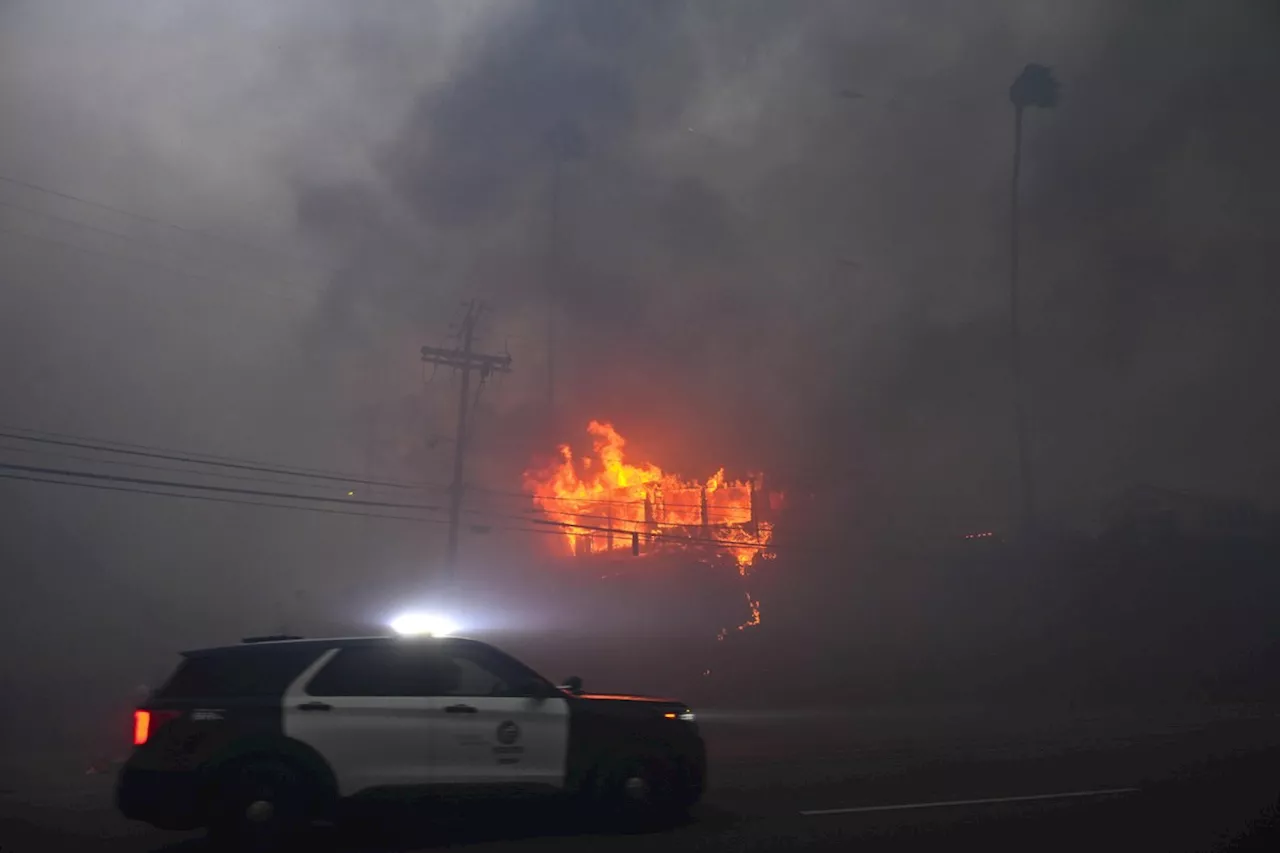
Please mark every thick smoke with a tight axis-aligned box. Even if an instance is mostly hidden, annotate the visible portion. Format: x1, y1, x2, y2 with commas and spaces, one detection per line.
2, 0, 1280, 763
294, 0, 1280, 530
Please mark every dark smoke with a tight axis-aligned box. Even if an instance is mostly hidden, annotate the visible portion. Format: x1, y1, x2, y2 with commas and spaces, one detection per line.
2, 0, 1280, 772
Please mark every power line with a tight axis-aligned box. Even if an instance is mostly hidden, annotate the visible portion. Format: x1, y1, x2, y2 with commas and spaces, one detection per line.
0, 466, 779, 551
0, 171, 320, 275
523, 515, 775, 552
0, 422, 418, 483
0, 470, 601, 543
0, 222, 317, 310
457, 505, 773, 552
477, 484, 764, 513
0, 170, 466, 320
0, 425, 449, 492
1, 197, 200, 263
0, 422, 768, 515
0, 198, 324, 300
0, 461, 443, 512
0, 471, 447, 526
0, 206, 469, 325
505, 502, 752, 524
0, 442, 363, 493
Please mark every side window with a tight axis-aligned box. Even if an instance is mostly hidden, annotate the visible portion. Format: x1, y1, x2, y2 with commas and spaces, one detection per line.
434, 644, 545, 698
158, 648, 322, 699
306, 647, 438, 697
438, 656, 510, 697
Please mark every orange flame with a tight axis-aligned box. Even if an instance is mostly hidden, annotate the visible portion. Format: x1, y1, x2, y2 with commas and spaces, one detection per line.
523, 421, 775, 570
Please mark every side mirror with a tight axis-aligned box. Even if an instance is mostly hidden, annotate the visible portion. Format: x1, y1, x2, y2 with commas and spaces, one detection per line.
561, 675, 584, 695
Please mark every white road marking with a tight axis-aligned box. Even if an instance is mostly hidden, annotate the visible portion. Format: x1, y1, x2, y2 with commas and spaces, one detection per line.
800, 787, 1140, 816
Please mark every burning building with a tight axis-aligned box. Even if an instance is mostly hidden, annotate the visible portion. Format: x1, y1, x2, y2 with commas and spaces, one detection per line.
523, 420, 778, 637
523, 421, 775, 568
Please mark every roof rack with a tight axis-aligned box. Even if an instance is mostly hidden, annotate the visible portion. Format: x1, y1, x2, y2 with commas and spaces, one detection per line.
241, 634, 304, 644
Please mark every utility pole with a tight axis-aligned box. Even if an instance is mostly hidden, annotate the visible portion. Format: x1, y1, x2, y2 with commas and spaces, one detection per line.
420, 301, 512, 581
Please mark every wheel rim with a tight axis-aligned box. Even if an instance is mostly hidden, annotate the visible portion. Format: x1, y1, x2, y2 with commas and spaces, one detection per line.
623, 774, 650, 801
245, 799, 275, 824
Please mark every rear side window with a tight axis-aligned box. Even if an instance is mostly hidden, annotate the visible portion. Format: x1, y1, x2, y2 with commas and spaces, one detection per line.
157, 646, 323, 699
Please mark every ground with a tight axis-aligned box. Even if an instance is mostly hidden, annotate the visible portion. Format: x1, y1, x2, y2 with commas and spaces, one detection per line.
3, 703, 1279, 852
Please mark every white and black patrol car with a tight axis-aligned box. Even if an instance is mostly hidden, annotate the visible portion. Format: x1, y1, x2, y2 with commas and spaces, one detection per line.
116, 634, 705, 845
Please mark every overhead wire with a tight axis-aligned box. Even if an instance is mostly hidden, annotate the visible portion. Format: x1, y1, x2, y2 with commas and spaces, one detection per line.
0, 196, 217, 267
520, 516, 774, 552
0, 425, 450, 492
0, 210, 320, 309
455, 504, 772, 551
0, 171, 320, 274
0, 441, 368, 493
0, 191, 470, 349
0, 176, 778, 541
0, 471, 449, 526
471, 483, 764, 512
0, 422, 760, 512
0, 461, 444, 512
1, 462, 777, 552
0, 223, 316, 310
0, 470, 635, 544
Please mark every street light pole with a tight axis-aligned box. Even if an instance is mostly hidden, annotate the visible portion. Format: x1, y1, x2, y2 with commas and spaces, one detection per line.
1009, 101, 1033, 533
1007, 64, 1059, 534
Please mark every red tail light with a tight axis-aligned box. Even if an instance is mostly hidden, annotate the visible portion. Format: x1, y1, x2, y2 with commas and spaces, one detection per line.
133, 709, 180, 746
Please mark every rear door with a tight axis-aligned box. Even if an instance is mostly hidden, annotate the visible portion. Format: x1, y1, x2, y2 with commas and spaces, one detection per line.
283, 644, 440, 796
425, 641, 570, 788
133, 645, 325, 772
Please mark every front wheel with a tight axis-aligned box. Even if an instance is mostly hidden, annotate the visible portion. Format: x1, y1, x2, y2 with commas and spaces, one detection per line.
206, 759, 311, 852
598, 755, 688, 829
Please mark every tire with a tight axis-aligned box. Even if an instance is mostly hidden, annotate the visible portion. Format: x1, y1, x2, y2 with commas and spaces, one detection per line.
206, 758, 311, 852
598, 755, 684, 829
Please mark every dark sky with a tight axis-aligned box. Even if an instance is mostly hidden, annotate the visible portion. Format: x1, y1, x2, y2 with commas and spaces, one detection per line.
1, 0, 1279, 678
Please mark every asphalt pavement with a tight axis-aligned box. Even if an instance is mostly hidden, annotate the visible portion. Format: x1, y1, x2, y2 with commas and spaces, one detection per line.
3, 703, 1280, 852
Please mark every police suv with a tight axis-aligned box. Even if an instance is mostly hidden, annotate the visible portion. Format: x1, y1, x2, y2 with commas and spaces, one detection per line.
117, 634, 705, 846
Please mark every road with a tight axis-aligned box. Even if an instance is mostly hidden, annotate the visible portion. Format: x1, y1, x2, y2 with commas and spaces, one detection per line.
3, 704, 1279, 852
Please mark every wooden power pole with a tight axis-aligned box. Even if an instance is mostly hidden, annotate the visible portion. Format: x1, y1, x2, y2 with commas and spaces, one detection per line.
420, 301, 512, 581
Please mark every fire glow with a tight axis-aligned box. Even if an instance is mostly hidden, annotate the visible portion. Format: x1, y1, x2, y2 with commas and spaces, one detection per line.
523, 421, 775, 639
523, 421, 775, 571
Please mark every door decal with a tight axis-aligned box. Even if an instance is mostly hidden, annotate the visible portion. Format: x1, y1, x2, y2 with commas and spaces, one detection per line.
494, 720, 524, 764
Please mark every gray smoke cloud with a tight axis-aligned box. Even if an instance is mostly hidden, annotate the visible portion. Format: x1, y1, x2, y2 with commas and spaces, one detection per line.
292, 0, 1280, 530
1, 0, 1279, 727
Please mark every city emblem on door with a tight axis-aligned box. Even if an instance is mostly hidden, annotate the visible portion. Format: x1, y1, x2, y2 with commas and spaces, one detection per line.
494, 720, 523, 764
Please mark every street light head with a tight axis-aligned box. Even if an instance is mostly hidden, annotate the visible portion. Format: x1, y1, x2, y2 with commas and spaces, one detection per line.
1010, 63, 1061, 110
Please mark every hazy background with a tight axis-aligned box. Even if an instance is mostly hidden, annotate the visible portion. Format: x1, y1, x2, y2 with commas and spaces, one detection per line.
2, 0, 1279, 766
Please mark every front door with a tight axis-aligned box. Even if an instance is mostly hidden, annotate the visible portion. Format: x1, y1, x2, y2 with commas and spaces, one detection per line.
425, 641, 570, 788
284, 644, 439, 796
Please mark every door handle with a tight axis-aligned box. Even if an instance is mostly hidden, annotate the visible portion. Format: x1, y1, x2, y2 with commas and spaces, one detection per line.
443, 703, 478, 714
296, 701, 332, 712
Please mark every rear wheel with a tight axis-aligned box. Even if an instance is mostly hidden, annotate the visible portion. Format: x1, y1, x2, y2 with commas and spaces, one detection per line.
206, 759, 311, 852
